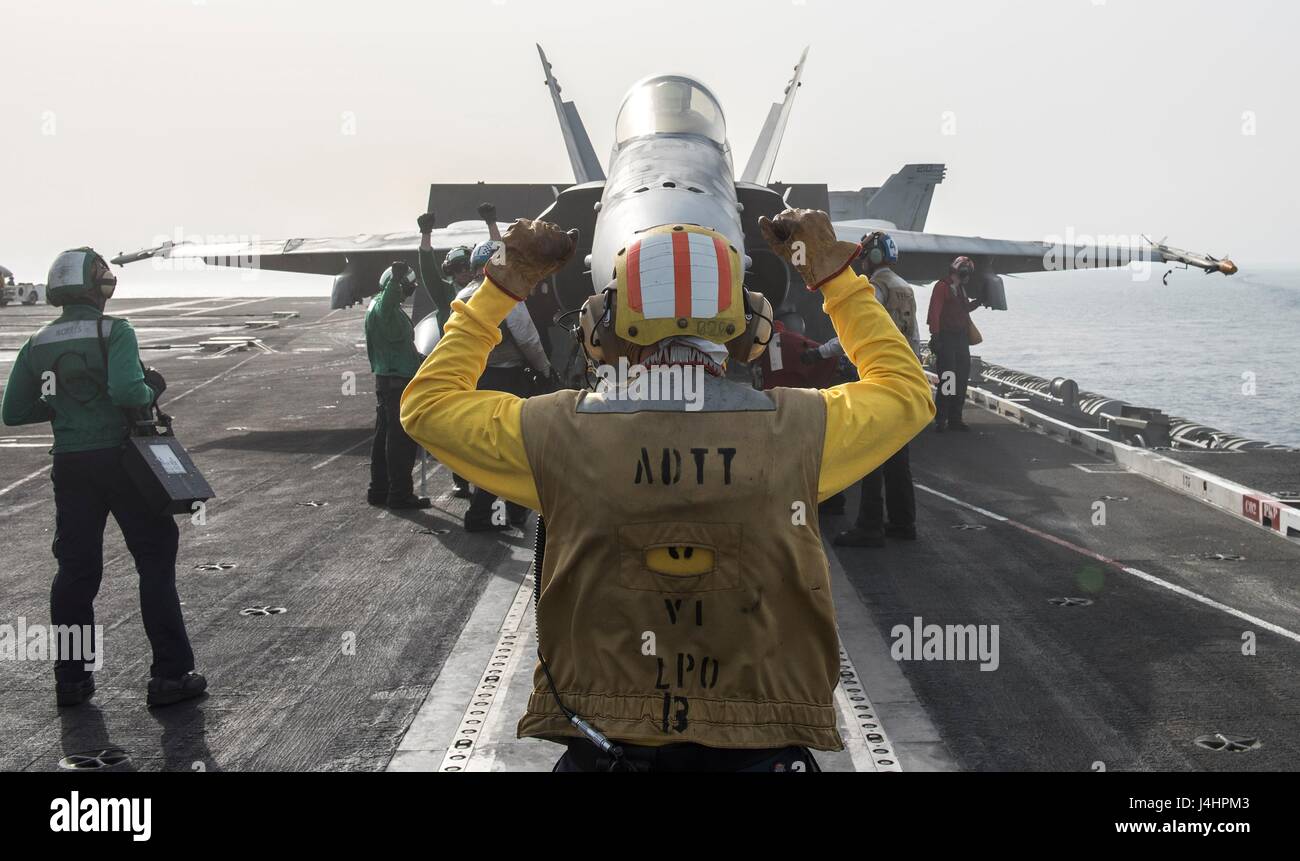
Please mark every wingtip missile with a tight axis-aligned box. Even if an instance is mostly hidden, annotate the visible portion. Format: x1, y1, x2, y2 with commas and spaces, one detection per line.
1143, 235, 1239, 277
111, 240, 181, 266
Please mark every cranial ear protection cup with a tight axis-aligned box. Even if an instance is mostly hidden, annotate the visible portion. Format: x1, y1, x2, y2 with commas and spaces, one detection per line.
866, 242, 884, 267
726, 288, 774, 364
861, 232, 898, 269
92, 253, 117, 298
577, 286, 626, 365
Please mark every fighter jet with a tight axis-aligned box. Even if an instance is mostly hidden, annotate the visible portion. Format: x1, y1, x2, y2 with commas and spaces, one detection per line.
114, 47, 1230, 343
1143, 235, 1238, 277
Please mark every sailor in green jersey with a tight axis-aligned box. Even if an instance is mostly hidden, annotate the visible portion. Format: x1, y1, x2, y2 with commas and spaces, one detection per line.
1, 248, 205, 708
364, 260, 434, 509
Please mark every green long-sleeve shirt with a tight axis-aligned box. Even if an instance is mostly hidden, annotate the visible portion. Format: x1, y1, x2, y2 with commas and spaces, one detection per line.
2, 303, 156, 453
418, 247, 458, 335
365, 267, 430, 379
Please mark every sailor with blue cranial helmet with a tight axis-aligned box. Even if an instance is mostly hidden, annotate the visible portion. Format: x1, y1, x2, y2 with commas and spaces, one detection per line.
470, 239, 503, 276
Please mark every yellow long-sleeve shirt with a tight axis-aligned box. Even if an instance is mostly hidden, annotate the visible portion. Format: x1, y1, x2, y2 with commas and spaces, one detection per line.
401, 268, 935, 511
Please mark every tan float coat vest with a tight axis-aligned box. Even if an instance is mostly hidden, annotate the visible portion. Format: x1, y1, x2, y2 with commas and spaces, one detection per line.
518, 384, 843, 751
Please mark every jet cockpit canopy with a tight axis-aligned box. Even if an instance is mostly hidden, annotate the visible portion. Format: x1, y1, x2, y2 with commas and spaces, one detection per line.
614, 75, 727, 146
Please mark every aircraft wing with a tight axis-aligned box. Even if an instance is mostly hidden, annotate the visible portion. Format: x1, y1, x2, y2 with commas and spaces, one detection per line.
833, 220, 1169, 284
765, 220, 1177, 341
113, 222, 495, 309
112, 223, 493, 273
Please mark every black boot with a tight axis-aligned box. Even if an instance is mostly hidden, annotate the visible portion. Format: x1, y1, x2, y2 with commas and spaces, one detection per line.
148, 671, 207, 707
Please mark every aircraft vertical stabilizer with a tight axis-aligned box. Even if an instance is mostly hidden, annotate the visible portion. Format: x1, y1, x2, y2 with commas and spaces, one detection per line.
537, 44, 605, 184
861, 164, 946, 231
740, 48, 810, 185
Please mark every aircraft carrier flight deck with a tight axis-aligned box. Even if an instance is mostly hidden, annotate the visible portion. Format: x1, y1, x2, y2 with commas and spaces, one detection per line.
3, 296, 1297, 773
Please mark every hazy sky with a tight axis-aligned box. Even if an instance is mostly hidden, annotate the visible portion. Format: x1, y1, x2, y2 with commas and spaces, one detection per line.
2, 0, 1297, 292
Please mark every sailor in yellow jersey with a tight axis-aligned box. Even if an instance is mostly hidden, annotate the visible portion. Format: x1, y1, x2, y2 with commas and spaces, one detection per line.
401, 209, 934, 771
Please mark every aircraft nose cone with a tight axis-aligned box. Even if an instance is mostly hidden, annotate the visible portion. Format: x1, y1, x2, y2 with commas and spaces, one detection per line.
1221, 260, 1238, 275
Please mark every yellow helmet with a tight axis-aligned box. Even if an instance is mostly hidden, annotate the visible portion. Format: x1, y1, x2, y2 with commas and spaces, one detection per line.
579, 224, 772, 365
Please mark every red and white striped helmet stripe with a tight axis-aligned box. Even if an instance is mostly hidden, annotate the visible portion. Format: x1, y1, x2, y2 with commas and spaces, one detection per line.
626, 231, 732, 319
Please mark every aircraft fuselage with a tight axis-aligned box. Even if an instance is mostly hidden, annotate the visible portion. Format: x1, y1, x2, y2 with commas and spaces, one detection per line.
589, 75, 746, 292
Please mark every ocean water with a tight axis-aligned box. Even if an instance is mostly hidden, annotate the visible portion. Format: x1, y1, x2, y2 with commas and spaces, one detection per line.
917, 266, 1300, 448
107, 264, 1300, 447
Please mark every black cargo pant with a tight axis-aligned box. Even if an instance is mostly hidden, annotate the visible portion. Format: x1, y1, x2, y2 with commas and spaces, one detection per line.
370, 374, 418, 503
933, 329, 971, 427
50, 448, 193, 683
857, 444, 915, 530
554, 739, 822, 772
466, 365, 530, 528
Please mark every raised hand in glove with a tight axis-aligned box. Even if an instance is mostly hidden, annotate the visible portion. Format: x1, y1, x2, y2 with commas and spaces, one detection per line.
484, 219, 579, 301
758, 208, 861, 291
477, 202, 497, 224
142, 367, 167, 401
417, 212, 437, 234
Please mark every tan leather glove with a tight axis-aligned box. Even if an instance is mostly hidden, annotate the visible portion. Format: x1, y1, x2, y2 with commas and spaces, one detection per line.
484, 218, 579, 301
758, 208, 861, 290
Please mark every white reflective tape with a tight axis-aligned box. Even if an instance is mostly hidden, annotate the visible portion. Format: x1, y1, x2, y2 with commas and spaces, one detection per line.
686, 232, 721, 318
636, 233, 724, 320
31, 318, 113, 347
637, 234, 678, 319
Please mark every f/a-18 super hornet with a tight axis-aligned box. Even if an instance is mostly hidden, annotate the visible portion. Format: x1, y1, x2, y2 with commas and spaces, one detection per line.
114, 46, 1235, 344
